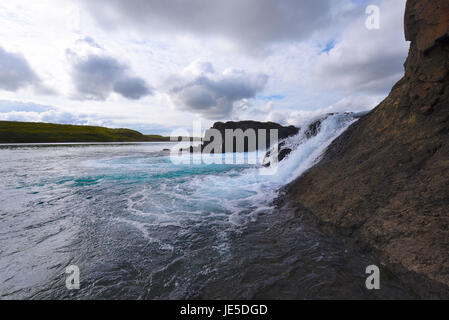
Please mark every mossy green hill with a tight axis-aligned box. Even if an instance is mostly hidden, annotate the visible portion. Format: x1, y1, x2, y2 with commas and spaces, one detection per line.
0, 121, 170, 143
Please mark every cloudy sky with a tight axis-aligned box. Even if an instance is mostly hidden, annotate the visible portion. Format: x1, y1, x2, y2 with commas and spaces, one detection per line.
0, 0, 408, 135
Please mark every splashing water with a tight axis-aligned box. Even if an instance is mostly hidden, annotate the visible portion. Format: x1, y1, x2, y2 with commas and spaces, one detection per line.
0, 115, 415, 299
260, 113, 356, 182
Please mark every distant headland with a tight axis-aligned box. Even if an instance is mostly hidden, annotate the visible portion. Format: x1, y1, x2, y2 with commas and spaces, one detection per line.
0, 121, 174, 143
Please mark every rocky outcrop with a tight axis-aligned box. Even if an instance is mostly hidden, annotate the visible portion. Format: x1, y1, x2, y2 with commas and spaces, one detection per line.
285, 0, 449, 298
194, 121, 299, 153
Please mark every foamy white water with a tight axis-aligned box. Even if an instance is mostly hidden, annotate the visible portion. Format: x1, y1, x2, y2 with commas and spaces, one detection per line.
0, 114, 414, 299
260, 113, 356, 183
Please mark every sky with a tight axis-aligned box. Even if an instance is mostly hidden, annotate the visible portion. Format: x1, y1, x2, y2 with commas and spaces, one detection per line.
0, 0, 409, 135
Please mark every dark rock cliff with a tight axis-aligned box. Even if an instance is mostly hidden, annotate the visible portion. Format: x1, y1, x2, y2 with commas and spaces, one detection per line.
195, 121, 299, 153
286, 0, 449, 298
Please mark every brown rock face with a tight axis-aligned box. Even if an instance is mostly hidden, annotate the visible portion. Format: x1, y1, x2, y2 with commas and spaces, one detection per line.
405, 0, 449, 52
287, 0, 449, 298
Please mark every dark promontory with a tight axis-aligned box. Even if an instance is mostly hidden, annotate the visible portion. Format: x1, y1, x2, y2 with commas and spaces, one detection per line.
194, 121, 299, 153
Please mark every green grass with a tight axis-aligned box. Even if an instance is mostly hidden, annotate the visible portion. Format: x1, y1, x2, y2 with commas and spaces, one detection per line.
0, 121, 171, 143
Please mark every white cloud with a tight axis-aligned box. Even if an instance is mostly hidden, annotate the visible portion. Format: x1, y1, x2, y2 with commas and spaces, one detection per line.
263, 94, 384, 127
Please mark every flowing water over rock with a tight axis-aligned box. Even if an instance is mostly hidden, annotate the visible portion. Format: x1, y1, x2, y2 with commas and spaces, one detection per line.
0, 115, 416, 299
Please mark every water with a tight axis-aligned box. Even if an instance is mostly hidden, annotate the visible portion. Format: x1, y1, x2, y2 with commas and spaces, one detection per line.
0, 115, 415, 299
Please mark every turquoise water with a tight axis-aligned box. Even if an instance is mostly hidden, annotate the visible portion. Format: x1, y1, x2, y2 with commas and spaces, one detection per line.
0, 116, 415, 299
0, 142, 273, 299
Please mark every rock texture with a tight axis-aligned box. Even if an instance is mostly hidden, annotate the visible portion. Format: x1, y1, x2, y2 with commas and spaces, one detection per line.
196, 121, 299, 153
286, 0, 449, 298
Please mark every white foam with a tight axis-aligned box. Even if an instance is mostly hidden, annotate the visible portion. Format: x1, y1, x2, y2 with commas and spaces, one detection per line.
265, 113, 356, 184
114, 217, 174, 251
116, 114, 357, 242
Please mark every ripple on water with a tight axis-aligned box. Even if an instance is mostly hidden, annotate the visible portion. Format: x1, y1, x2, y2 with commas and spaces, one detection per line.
0, 137, 416, 299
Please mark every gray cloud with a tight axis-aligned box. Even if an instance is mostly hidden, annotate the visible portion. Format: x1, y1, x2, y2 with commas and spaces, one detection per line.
0, 46, 41, 92
316, 55, 406, 94
168, 61, 268, 119
114, 77, 152, 100
68, 52, 152, 100
80, 0, 338, 52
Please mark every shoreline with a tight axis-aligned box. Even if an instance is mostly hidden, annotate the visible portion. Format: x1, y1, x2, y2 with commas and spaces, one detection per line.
0, 120, 173, 144
0, 141, 179, 146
